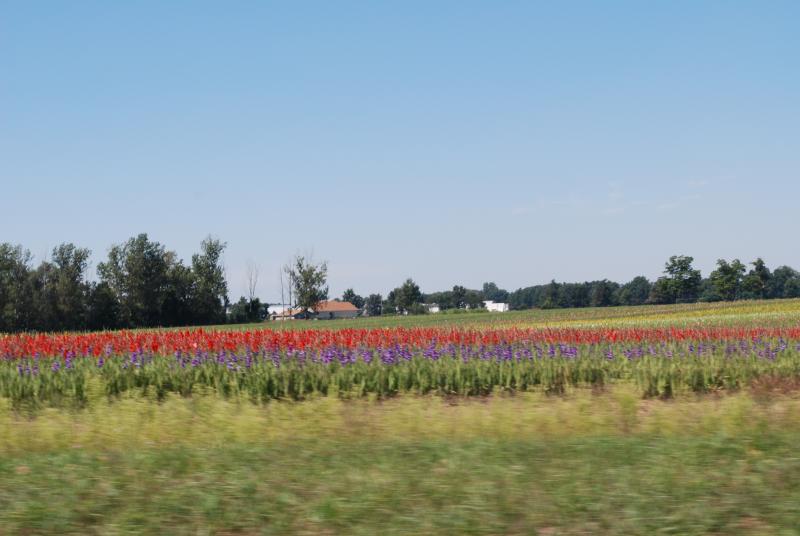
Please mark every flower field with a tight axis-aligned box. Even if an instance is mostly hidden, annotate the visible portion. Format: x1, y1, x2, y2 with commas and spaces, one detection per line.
5, 300, 800, 534
4, 300, 800, 406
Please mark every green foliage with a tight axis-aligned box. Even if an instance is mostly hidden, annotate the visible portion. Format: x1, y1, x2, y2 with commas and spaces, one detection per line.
589, 279, 618, 307
228, 297, 264, 324
0, 243, 35, 331
3, 394, 800, 535
98, 234, 175, 327
451, 285, 467, 308
709, 258, 746, 301
648, 255, 702, 304
465, 289, 484, 309
742, 258, 771, 299
86, 281, 120, 331
190, 237, 228, 324
5, 341, 800, 407
49, 244, 92, 330
769, 266, 800, 299
364, 294, 383, 316
616, 276, 651, 306
391, 278, 423, 314
341, 288, 365, 309
287, 255, 328, 316
481, 281, 509, 302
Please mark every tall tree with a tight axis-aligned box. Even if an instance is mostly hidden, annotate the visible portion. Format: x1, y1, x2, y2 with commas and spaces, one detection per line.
383, 290, 398, 315
741, 258, 771, 299
394, 278, 422, 313
191, 237, 228, 324
589, 279, 617, 307
365, 293, 383, 316
287, 255, 328, 317
481, 282, 509, 302
245, 260, 260, 303
162, 259, 195, 326
49, 243, 92, 330
465, 290, 485, 309
541, 280, 561, 309
451, 285, 467, 309
0, 244, 36, 331
98, 234, 173, 327
769, 266, 800, 299
86, 281, 120, 331
709, 259, 746, 301
655, 255, 702, 303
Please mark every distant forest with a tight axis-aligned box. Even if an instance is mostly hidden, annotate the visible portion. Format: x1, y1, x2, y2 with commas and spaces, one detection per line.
2, 235, 800, 333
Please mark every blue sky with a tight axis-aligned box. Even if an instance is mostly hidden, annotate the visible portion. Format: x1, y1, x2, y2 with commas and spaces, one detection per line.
2, 1, 798, 302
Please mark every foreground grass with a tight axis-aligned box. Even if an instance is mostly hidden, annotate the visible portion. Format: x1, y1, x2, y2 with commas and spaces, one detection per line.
2, 389, 800, 534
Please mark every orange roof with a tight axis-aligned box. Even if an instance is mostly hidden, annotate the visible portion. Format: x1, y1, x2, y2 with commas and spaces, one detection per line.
315, 300, 358, 312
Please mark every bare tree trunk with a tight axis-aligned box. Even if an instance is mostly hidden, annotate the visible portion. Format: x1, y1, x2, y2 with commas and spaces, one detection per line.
279, 267, 285, 313
245, 260, 259, 302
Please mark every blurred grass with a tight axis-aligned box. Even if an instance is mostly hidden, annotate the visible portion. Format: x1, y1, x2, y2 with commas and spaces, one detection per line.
2, 389, 800, 534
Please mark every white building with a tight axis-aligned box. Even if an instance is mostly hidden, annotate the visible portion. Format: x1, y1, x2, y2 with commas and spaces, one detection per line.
424, 303, 441, 314
483, 300, 509, 312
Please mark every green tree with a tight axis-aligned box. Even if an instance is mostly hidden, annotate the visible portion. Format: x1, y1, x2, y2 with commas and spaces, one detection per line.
481, 282, 509, 302
616, 276, 651, 306
86, 281, 120, 331
661, 255, 702, 303
49, 243, 92, 330
648, 277, 674, 304
424, 291, 454, 310
228, 297, 251, 324
709, 259, 746, 301
342, 288, 365, 309
0, 243, 36, 331
191, 237, 228, 325
741, 258, 771, 299
162, 260, 195, 326
769, 266, 800, 298
98, 234, 173, 327
382, 291, 397, 315
451, 285, 467, 309
698, 278, 723, 302
287, 255, 328, 317
465, 290, 484, 309
394, 278, 422, 314
29, 260, 60, 331
540, 280, 561, 309
365, 294, 383, 316
589, 279, 617, 307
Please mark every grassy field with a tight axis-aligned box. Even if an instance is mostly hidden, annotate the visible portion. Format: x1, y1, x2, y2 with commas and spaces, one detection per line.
216, 298, 800, 331
2, 389, 800, 534
4, 299, 800, 534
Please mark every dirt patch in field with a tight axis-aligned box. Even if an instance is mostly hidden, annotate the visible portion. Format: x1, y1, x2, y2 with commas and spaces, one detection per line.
749, 375, 800, 398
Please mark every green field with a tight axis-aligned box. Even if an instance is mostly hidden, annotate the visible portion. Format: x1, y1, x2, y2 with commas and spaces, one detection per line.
217, 298, 800, 331
2, 390, 800, 534
4, 300, 800, 534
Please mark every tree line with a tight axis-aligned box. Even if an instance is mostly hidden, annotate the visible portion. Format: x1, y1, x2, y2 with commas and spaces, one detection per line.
0, 235, 229, 333
340, 256, 800, 316
3, 238, 800, 333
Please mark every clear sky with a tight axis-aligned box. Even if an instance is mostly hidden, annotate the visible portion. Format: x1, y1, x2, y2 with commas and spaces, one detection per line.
2, 1, 798, 302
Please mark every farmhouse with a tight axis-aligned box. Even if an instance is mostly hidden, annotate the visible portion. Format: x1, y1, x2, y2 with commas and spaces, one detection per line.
271, 301, 359, 320
315, 300, 359, 319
